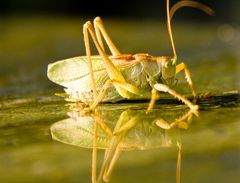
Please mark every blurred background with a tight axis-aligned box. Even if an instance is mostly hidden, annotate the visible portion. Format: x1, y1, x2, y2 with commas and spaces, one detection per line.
0, 0, 239, 22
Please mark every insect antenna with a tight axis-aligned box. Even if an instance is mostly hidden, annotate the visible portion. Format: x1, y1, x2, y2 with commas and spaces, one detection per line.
166, 0, 177, 62
170, 0, 215, 19
166, 0, 215, 64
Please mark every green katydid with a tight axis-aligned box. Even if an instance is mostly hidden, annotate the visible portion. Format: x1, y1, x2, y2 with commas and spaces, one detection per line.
47, 0, 214, 112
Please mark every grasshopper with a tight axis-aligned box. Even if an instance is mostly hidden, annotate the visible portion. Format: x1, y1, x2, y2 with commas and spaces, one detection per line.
47, 0, 214, 112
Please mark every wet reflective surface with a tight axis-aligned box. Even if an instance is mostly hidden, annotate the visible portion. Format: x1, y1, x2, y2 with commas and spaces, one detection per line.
51, 106, 196, 182
0, 17, 239, 183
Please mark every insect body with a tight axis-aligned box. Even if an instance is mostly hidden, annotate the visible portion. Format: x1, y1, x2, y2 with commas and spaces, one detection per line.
47, 0, 214, 112
48, 54, 174, 102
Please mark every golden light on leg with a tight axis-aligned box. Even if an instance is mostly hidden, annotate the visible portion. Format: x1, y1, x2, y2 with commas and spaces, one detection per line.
176, 63, 197, 98
93, 17, 121, 56
83, 22, 97, 99
154, 83, 198, 112
147, 88, 158, 113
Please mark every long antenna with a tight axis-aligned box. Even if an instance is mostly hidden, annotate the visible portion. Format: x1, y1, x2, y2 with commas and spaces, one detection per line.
170, 0, 215, 19
166, 0, 177, 60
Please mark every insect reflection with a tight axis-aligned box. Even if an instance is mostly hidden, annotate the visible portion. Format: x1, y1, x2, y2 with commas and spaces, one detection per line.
51, 104, 197, 183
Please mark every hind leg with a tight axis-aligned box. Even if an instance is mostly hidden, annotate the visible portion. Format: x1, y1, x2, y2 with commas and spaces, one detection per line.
93, 17, 120, 55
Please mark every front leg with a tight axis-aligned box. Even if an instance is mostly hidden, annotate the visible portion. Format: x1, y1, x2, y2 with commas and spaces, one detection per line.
176, 62, 197, 98
154, 83, 198, 112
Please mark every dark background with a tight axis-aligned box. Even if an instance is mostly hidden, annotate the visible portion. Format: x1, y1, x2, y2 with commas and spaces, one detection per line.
0, 0, 239, 23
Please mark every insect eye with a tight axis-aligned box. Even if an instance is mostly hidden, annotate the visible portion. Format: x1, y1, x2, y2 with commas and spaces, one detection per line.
165, 62, 170, 68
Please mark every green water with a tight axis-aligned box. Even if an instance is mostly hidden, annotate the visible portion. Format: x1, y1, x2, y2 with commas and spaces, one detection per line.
0, 17, 239, 183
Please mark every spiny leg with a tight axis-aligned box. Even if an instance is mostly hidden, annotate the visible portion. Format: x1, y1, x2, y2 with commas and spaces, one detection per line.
176, 63, 197, 98
93, 17, 121, 56
154, 83, 198, 112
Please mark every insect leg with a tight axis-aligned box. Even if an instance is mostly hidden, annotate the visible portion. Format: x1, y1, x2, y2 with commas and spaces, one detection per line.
90, 79, 140, 111
113, 114, 139, 135
93, 17, 121, 56
176, 63, 197, 98
95, 115, 113, 137
92, 116, 98, 183
176, 142, 181, 183
83, 22, 98, 100
92, 109, 115, 182
83, 21, 135, 99
155, 108, 195, 130
154, 83, 198, 112
147, 88, 159, 113
103, 147, 121, 182
103, 111, 138, 181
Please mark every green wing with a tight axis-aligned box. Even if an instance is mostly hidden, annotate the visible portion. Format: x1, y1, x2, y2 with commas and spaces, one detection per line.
47, 55, 143, 92
47, 56, 109, 91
